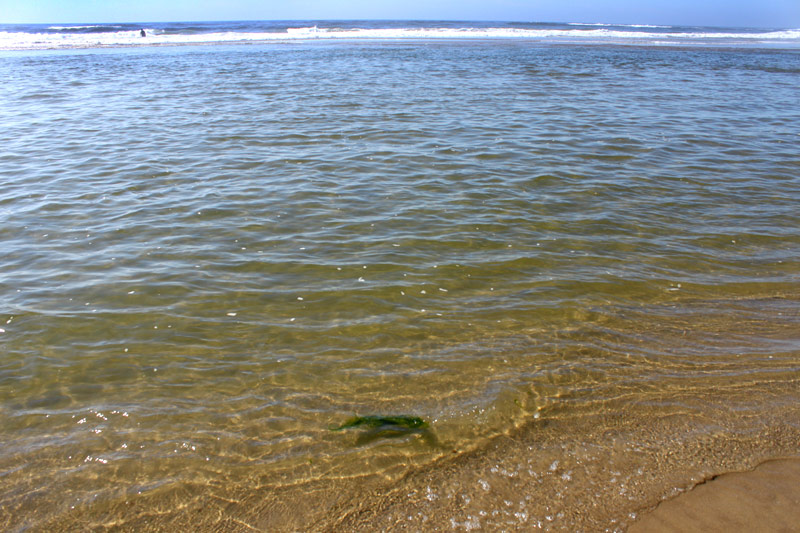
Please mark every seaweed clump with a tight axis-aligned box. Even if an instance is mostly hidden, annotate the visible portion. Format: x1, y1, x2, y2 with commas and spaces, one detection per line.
330, 415, 427, 431
329, 415, 437, 446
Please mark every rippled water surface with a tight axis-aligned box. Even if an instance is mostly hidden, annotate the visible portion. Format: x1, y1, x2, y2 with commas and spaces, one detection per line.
1, 41, 799, 531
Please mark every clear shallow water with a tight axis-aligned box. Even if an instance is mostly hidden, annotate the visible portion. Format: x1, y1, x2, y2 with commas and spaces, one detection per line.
1, 37, 799, 531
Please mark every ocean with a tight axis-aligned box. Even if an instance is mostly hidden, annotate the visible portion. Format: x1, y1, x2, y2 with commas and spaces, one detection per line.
1, 20, 799, 531
2, 20, 800, 50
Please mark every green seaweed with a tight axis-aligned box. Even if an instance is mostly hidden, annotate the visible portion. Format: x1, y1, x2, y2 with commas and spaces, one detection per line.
330, 415, 439, 447
329, 415, 427, 432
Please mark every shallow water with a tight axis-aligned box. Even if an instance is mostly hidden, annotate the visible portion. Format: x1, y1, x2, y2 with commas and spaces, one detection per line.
1, 40, 799, 531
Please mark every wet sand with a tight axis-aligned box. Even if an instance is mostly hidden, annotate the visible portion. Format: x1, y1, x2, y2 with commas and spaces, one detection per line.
631, 458, 800, 532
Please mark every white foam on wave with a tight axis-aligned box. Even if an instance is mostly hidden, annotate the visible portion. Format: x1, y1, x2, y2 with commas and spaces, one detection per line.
568, 22, 673, 28
46, 25, 122, 30
2, 26, 799, 50
286, 25, 320, 34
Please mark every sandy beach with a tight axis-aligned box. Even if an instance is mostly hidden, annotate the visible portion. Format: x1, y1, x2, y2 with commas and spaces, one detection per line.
631, 457, 800, 532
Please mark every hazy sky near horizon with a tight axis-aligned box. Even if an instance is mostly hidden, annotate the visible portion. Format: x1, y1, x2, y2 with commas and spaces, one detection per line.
1, 0, 799, 28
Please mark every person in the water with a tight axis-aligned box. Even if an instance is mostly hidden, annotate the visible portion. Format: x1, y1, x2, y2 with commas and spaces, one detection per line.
140, 29, 146, 37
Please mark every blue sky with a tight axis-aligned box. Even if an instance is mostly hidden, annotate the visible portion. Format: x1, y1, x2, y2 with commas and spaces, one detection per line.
1, 0, 799, 28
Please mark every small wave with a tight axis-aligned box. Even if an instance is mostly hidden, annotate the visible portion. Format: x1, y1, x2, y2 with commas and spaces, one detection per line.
286, 25, 319, 34
567, 22, 673, 29
46, 25, 127, 34
47, 25, 117, 30
623, 24, 674, 29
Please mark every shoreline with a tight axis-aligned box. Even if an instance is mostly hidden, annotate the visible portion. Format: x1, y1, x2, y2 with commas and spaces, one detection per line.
329, 384, 800, 532
631, 457, 800, 532
32, 380, 800, 531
